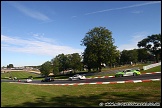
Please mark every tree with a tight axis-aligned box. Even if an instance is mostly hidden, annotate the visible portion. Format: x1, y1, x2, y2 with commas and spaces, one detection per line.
69, 53, 82, 73
137, 34, 161, 62
51, 57, 60, 75
137, 48, 154, 62
120, 49, 138, 65
120, 50, 130, 65
82, 47, 98, 72
51, 53, 83, 74
54, 54, 70, 72
81, 26, 118, 72
111, 50, 120, 67
106, 47, 120, 68
129, 49, 138, 64
7, 64, 14, 68
39, 61, 52, 77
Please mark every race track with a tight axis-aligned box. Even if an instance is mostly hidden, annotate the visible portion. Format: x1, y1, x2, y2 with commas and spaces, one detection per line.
2, 72, 161, 85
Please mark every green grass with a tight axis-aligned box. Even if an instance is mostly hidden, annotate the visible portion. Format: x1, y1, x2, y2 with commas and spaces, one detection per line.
140, 65, 161, 73
1, 71, 67, 80
1, 81, 161, 107
1, 64, 161, 107
1, 71, 42, 79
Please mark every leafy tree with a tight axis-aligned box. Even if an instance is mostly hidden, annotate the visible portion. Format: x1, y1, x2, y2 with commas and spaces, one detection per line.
7, 64, 14, 68
137, 48, 154, 62
56, 54, 70, 72
82, 47, 98, 72
112, 50, 120, 67
69, 53, 82, 73
51, 57, 60, 75
106, 47, 120, 68
39, 61, 52, 77
51, 53, 83, 74
120, 50, 130, 65
81, 26, 118, 72
129, 49, 138, 64
137, 34, 161, 62
120, 49, 138, 65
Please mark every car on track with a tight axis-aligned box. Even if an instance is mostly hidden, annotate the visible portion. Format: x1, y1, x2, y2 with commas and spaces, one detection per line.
68, 74, 86, 81
25, 79, 32, 83
41, 77, 54, 82
13, 77, 17, 80
115, 69, 141, 77
17, 79, 21, 82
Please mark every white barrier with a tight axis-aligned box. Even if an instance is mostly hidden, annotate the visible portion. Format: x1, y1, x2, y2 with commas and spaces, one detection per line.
143, 62, 161, 70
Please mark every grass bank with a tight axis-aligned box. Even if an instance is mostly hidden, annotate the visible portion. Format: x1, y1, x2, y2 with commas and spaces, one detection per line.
1, 81, 161, 107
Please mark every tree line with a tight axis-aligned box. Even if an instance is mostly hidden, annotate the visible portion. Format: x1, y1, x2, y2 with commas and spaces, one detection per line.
39, 26, 161, 76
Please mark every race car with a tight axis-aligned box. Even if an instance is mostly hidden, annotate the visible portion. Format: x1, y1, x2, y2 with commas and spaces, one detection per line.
115, 69, 141, 77
25, 79, 32, 83
68, 74, 86, 81
41, 77, 54, 82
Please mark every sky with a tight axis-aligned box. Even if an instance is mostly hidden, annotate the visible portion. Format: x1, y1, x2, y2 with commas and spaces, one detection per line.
1, 1, 161, 67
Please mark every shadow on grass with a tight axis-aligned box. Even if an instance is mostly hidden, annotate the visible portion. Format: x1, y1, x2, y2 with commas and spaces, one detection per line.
3, 92, 160, 107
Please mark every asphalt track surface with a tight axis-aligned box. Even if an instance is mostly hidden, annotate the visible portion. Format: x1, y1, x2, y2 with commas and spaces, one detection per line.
1, 72, 161, 85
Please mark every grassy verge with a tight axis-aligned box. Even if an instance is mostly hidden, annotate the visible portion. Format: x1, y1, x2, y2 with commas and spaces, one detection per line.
1, 81, 161, 107
140, 65, 161, 73
1, 71, 42, 80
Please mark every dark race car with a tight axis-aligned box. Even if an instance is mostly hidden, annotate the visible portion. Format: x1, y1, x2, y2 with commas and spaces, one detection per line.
41, 77, 54, 82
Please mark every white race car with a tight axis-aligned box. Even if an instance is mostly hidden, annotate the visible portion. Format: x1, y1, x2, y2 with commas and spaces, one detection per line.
68, 74, 86, 81
25, 79, 32, 83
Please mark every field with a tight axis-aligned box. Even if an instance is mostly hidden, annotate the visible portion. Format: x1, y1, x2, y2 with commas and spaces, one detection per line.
1, 65, 161, 107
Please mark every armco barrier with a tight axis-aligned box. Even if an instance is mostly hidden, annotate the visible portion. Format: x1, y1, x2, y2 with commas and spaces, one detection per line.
143, 62, 161, 70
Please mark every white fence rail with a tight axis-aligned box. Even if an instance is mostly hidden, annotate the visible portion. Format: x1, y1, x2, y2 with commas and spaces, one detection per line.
143, 62, 161, 70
